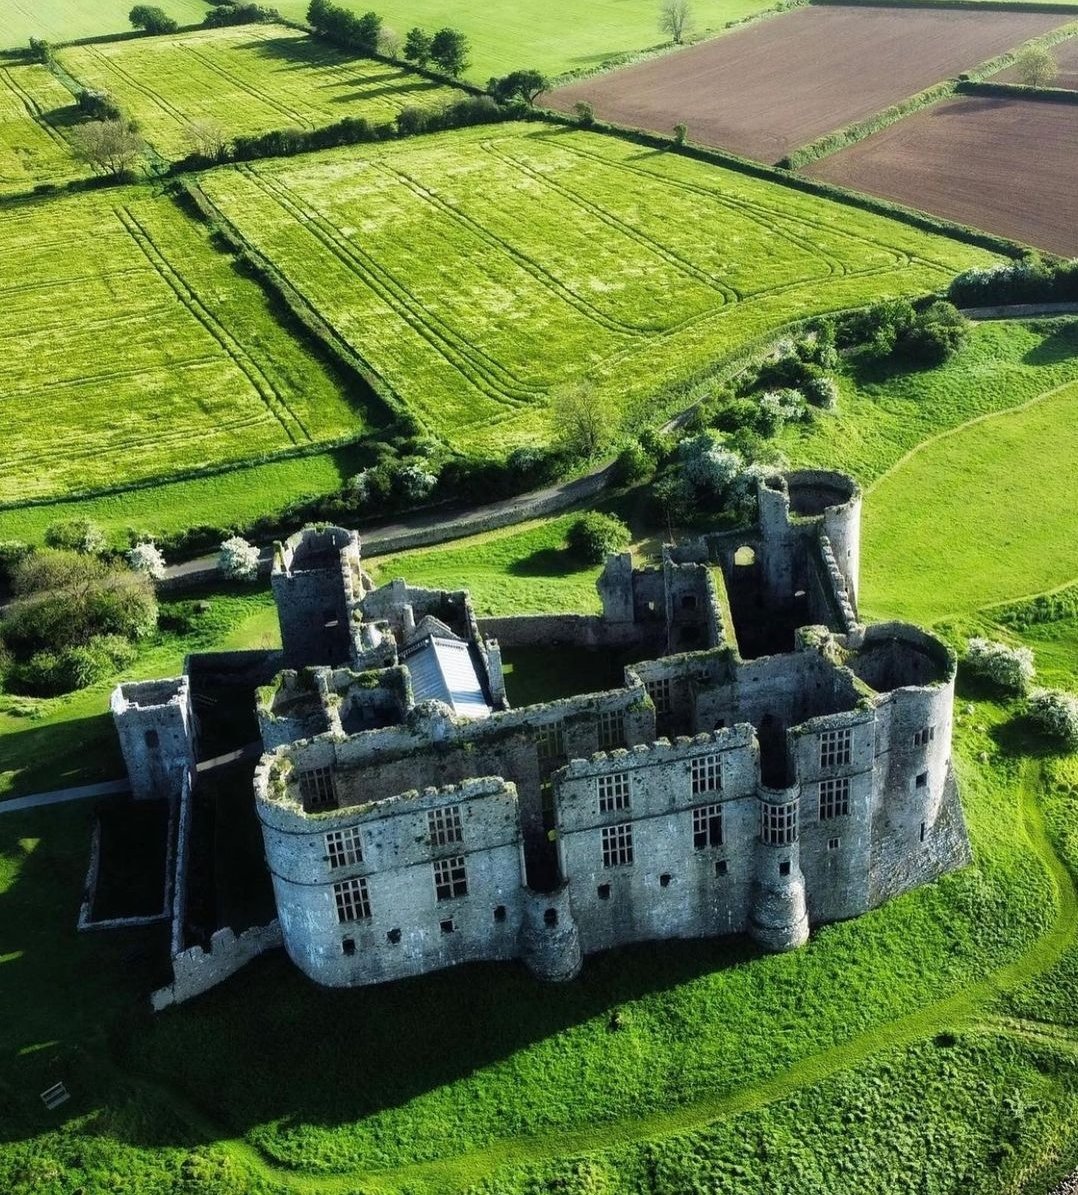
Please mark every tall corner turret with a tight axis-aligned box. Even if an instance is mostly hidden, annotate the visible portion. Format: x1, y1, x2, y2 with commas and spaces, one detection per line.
110, 677, 197, 801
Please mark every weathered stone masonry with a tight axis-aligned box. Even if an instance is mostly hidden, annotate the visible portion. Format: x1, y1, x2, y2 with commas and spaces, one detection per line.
108, 469, 971, 1001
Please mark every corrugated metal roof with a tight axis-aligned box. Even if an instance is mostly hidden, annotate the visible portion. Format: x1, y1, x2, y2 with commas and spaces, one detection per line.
403, 636, 491, 719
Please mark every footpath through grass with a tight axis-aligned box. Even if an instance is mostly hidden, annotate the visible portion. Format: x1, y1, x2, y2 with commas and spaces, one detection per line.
58, 25, 463, 161
197, 121, 994, 455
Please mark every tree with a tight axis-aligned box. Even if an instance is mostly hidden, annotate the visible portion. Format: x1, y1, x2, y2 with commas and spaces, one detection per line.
1027, 688, 1078, 748
403, 26, 432, 65
69, 120, 144, 178
183, 118, 229, 161
44, 519, 105, 555
550, 380, 608, 458
966, 638, 1035, 693
574, 100, 595, 127
567, 513, 632, 563
1015, 44, 1058, 88
678, 431, 742, 499
128, 541, 166, 581
129, 4, 179, 33
659, 0, 692, 45
378, 25, 401, 57
218, 536, 261, 581
673, 122, 687, 145
488, 70, 549, 105
429, 27, 470, 76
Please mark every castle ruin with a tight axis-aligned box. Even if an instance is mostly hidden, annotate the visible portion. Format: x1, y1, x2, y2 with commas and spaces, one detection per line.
106, 470, 971, 1001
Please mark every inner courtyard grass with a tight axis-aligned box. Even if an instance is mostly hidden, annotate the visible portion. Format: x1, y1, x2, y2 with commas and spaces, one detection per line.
196, 121, 995, 455
0, 185, 369, 507
59, 25, 464, 160
0, 62, 86, 195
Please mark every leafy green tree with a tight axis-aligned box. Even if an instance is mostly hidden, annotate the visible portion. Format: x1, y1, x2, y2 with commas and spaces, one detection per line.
567, 513, 632, 563
1015, 44, 1058, 87
44, 519, 106, 555
550, 379, 608, 458
488, 70, 549, 104
403, 26, 432, 66
574, 100, 594, 127
429, 27, 470, 76
129, 5, 179, 33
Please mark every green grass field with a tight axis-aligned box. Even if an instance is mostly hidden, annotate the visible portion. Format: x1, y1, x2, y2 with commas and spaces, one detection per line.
0, 0, 209, 48
775, 318, 1078, 626
0, 184, 370, 509
59, 25, 464, 160
0, 62, 87, 194
197, 121, 995, 455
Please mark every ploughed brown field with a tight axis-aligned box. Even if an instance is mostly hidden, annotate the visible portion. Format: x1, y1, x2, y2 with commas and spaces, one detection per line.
545, 5, 1066, 163
807, 95, 1078, 256
995, 33, 1078, 88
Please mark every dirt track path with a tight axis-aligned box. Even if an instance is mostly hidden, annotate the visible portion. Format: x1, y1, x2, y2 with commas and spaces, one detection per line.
114, 758, 1077, 1193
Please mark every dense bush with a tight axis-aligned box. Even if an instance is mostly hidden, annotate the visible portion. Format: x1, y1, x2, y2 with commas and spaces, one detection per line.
948, 255, 1078, 307
43, 519, 105, 555
678, 431, 743, 499
612, 440, 657, 485
835, 299, 969, 366
129, 5, 179, 34
217, 535, 260, 581
1026, 688, 1078, 749
965, 637, 1036, 693
203, 3, 280, 27
488, 70, 549, 104
0, 541, 32, 588
758, 388, 808, 433
567, 513, 631, 563
77, 89, 123, 122
0, 550, 157, 694
803, 375, 839, 410
307, 0, 382, 54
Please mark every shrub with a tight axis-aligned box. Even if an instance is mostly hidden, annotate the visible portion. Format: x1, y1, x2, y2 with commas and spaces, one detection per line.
803, 375, 839, 410
574, 101, 595, 127
1027, 688, 1078, 748
612, 440, 656, 485
488, 70, 549, 105
129, 5, 179, 34
403, 26, 432, 66
8, 634, 136, 697
567, 513, 632, 563
947, 255, 1066, 307
0, 541, 31, 587
678, 431, 743, 499
77, 89, 123, 122
394, 460, 439, 501
966, 637, 1035, 693
218, 535, 260, 581
758, 389, 807, 434
128, 542, 166, 580
895, 301, 969, 366
307, 0, 382, 55
673, 123, 687, 145
203, 3, 279, 26
43, 519, 106, 555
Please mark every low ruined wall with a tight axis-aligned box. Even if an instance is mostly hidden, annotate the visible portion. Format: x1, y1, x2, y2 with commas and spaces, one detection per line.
151, 920, 283, 1011
478, 614, 643, 649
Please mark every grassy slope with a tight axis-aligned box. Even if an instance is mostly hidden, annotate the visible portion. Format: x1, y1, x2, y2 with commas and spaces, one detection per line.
0, 184, 367, 508
199, 122, 994, 455
775, 318, 1078, 625
58, 26, 463, 160
0, 62, 86, 194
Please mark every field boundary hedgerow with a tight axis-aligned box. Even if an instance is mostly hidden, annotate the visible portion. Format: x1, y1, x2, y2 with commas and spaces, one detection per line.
782, 18, 1078, 167
958, 78, 1078, 100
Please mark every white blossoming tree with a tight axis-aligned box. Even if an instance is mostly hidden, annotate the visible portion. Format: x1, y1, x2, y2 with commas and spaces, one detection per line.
965, 637, 1035, 693
1027, 689, 1078, 749
127, 541, 166, 581
218, 535, 260, 582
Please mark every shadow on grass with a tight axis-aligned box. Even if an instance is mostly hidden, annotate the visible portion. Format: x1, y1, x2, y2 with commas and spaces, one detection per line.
506, 546, 580, 577
1022, 319, 1078, 368
0, 712, 121, 801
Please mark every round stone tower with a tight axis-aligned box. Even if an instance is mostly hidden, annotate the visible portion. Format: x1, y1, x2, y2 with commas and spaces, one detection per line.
520, 884, 582, 981
749, 784, 810, 952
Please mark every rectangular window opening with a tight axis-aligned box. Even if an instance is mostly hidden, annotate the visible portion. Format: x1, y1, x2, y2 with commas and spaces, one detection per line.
325, 826, 363, 869
601, 823, 634, 868
819, 727, 852, 769
691, 754, 722, 795
715, 859, 728, 877
433, 855, 468, 901
761, 800, 798, 846
428, 804, 464, 847
597, 771, 631, 814
597, 709, 626, 751
818, 778, 851, 821
299, 765, 336, 811
916, 771, 929, 789
333, 876, 371, 924
692, 803, 724, 850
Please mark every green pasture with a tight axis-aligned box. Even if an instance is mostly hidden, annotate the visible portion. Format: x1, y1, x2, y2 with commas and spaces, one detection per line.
59, 25, 463, 160
198, 122, 995, 456
776, 318, 1078, 627
0, 185, 367, 508
0, 0, 209, 48
0, 62, 86, 194
273, 0, 776, 83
